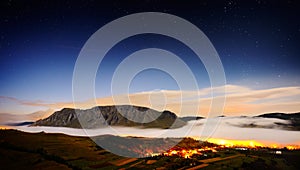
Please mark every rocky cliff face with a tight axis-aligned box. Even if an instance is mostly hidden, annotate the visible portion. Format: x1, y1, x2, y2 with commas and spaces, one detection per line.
32, 105, 186, 129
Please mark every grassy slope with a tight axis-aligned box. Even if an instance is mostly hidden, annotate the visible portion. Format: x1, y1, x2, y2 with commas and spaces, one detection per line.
0, 130, 123, 170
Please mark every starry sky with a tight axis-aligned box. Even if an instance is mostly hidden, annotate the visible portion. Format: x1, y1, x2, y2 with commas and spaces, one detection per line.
0, 0, 300, 115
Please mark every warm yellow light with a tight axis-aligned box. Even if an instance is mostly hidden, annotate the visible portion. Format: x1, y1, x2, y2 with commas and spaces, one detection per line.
249, 141, 254, 147
209, 138, 300, 150
191, 150, 198, 154
219, 140, 226, 145
0, 126, 12, 129
170, 150, 177, 155
286, 146, 297, 150
207, 138, 263, 148
153, 138, 300, 159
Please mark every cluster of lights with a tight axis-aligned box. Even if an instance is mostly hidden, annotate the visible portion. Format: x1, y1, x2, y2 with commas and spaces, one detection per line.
151, 147, 218, 158
148, 138, 300, 158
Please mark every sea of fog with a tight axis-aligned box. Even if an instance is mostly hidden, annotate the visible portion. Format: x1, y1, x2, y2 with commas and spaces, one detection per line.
13, 117, 300, 146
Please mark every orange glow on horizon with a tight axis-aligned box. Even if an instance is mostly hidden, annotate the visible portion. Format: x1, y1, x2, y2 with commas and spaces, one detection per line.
286, 145, 299, 150
206, 138, 300, 149
0, 126, 13, 129
207, 138, 263, 147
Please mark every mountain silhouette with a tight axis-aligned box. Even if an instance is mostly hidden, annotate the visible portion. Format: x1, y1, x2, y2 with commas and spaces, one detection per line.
32, 105, 186, 129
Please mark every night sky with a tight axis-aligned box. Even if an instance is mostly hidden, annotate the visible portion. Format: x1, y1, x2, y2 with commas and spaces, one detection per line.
1, 0, 300, 114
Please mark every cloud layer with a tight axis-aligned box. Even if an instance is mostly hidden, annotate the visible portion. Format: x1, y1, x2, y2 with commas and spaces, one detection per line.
1, 85, 300, 118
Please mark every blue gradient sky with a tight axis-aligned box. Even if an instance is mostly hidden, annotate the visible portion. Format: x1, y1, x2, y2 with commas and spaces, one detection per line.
1, 0, 300, 114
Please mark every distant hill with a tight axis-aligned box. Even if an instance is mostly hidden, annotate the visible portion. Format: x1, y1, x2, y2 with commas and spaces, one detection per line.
180, 116, 204, 122
0, 109, 53, 125
254, 112, 300, 131
256, 112, 300, 120
6, 121, 34, 126
32, 105, 186, 129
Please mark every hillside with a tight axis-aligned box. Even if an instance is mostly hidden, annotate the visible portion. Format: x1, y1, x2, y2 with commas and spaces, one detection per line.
256, 112, 300, 120
1, 130, 299, 170
232, 112, 300, 131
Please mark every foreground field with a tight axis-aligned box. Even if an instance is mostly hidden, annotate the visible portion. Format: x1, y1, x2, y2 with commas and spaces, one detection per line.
0, 129, 299, 170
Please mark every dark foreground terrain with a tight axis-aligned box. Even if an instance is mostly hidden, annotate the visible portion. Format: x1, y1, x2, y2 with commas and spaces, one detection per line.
0, 129, 299, 170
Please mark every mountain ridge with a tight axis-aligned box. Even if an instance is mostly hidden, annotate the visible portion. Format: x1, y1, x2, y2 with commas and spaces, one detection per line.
32, 105, 187, 129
